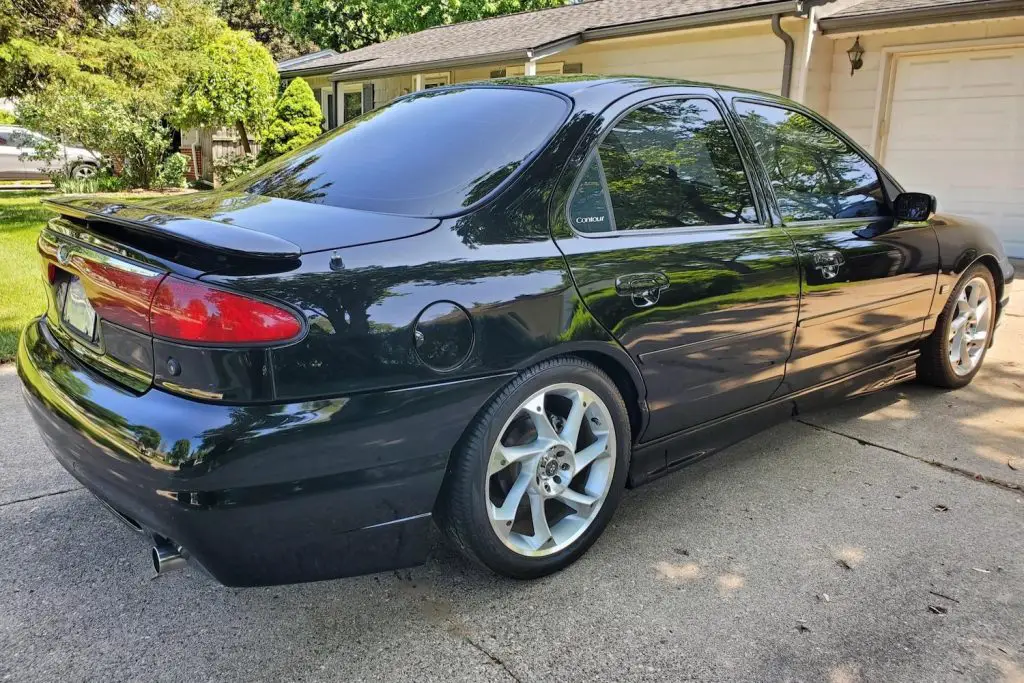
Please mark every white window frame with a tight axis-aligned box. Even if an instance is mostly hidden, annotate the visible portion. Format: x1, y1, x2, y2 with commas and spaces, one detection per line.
339, 82, 365, 124
506, 62, 564, 77
414, 71, 451, 91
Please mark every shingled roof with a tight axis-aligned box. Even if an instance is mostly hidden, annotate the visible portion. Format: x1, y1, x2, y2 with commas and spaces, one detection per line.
818, 0, 1024, 33
280, 0, 804, 78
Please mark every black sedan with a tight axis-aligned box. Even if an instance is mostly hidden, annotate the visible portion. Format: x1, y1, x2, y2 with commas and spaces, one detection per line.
18, 77, 1014, 586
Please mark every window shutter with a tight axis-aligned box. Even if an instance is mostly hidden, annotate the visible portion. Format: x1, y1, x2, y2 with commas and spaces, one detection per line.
361, 84, 375, 113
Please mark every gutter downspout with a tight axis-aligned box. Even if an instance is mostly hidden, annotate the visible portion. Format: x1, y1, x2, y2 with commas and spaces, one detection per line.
771, 14, 795, 99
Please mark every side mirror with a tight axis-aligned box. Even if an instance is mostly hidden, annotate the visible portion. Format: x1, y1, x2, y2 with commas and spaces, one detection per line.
894, 192, 936, 222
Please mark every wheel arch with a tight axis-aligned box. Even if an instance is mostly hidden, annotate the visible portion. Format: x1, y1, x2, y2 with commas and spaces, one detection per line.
517, 342, 649, 443
435, 341, 650, 512
949, 252, 1006, 324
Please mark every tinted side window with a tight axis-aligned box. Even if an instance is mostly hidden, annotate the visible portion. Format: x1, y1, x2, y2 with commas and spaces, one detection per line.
734, 101, 890, 222
571, 98, 757, 233
568, 153, 614, 233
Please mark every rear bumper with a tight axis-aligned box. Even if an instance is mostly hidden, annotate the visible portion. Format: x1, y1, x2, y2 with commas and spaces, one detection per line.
18, 317, 510, 586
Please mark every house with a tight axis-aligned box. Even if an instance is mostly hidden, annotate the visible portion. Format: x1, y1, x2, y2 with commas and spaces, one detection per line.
279, 0, 1024, 257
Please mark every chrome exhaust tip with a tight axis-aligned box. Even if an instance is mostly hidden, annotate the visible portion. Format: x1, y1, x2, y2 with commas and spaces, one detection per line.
151, 536, 186, 574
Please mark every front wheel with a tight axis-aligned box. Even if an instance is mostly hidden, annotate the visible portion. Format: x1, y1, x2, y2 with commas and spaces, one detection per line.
918, 264, 996, 389
71, 162, 98, 180
436, 357, 631, 579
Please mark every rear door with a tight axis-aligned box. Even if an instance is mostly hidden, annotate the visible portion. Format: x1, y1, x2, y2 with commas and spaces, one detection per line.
12, 129, 49, 179
553, 89, 800, 442
0, 127, 23, 179
731, 98, 939, 391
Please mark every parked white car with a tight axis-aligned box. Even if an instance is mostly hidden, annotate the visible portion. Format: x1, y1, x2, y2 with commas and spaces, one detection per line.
0, 126, 101, 180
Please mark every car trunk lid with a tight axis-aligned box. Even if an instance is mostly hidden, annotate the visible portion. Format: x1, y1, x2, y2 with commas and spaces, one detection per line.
47, 191, 441, 258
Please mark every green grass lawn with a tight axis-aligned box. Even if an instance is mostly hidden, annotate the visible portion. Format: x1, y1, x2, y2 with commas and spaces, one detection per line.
0, 191, 53, 362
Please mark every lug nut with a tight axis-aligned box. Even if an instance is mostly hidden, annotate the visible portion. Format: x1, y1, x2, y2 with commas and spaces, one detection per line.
560, 462, 570, 470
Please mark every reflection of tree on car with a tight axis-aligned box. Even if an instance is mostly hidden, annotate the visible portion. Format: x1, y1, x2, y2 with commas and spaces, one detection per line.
736, 106, 890, 222
600, 100, 758, 229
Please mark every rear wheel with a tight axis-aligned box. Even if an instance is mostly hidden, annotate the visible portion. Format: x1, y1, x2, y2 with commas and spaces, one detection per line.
436, 357, 631, 579
71, 162, 98, 180
918, 264, 996, 389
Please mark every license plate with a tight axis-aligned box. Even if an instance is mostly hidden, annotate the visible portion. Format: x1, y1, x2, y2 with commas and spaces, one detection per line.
60, 277, 97, 341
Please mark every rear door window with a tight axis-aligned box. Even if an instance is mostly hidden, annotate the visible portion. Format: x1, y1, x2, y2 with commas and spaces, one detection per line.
236, 87, 568, 217
569, 98, 758, 234
734, 101, 891, 222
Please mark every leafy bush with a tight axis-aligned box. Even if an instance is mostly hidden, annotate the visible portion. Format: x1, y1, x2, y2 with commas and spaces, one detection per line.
18, 92, 171, 189
18, 135, 65, 182
157, 152, 189, 189
213, 151, 258, 184
5, 0, 275, 190
258, 78, 322, 162
54, 176, 99, 194
0, 110, 15, 124
54, 169, 125, 195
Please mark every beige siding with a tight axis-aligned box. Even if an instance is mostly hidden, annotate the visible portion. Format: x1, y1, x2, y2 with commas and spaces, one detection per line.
297, 75, 332, 91
792, 17, 835, 114
555, 22, 792, 95
454, 65, 501, 81
826, 17, 1024, 152
370, 75, 413, 108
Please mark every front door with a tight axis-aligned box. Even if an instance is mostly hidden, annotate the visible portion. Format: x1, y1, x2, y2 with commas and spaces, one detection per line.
553, 93, 800, 442
731, 99, 939, 391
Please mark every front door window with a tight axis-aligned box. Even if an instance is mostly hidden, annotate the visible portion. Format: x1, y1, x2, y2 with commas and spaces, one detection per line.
734, 101, 890, 222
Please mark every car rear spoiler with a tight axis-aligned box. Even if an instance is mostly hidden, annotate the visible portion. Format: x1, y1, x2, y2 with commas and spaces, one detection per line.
44, 196, 303, 260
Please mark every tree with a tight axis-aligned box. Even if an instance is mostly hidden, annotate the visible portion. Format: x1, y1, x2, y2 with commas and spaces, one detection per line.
215, 0, 315, 60
10, 0, 228, 187
261, 0, 567, 53
173, 30, 278, 155
5, 0, 276, 188
258, 77, 322, 162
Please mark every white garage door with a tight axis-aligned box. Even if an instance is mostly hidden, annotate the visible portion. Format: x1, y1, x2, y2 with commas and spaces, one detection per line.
883, 46, 1024, 257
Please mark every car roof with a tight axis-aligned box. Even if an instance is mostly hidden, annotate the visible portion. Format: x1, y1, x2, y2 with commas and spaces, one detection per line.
458, 74, 789, 107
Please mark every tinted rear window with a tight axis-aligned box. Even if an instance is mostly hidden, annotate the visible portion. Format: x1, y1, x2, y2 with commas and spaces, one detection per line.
234, 87, 568, 217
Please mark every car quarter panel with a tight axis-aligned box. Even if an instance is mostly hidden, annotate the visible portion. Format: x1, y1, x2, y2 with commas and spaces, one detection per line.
197, 100, 645, 405
928, 213, 1016, 329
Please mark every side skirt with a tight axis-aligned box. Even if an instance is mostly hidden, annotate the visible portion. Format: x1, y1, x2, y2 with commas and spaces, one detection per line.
627, 353, 920, 487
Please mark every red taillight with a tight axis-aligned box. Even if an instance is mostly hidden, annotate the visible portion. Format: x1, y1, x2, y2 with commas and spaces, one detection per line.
149, 276, 302, 344
72, 255, 166, 333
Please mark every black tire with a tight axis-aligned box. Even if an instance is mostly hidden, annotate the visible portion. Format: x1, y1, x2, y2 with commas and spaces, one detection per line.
71, 162, 99, 180
435, 356, 631, 579
917, 263, 997, 389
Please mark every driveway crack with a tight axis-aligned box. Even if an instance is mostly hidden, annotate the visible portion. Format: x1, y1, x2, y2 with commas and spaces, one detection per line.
795, 419, 1021, 493
0, 486, 82, 508
462, 636, 522, 683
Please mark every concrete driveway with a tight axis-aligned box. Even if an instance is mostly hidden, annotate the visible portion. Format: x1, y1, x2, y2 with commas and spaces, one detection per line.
1, 283, 1021, 683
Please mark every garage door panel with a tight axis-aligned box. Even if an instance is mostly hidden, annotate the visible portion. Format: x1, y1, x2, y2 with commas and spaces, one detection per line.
885, 47, 1024, 257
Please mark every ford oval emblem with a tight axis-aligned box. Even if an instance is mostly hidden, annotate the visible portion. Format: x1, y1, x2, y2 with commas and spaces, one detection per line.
56, 244, 71, 265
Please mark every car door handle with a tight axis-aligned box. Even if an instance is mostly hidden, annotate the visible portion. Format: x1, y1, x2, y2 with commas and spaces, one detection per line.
615, 272, 670, 308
